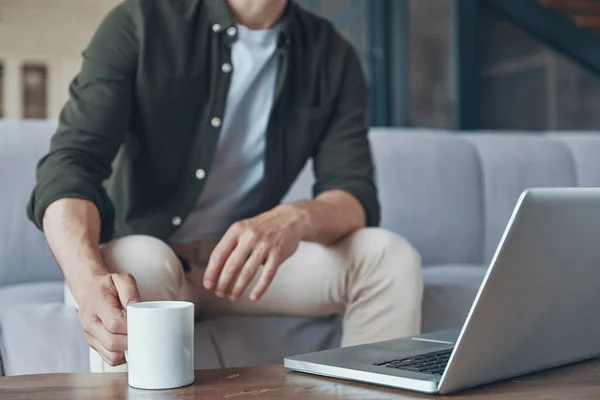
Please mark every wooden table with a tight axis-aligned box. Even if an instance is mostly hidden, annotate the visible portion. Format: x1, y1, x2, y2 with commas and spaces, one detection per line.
1, 359, 599, 399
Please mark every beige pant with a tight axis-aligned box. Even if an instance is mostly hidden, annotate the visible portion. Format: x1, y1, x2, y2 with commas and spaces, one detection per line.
65, 228, 423, 373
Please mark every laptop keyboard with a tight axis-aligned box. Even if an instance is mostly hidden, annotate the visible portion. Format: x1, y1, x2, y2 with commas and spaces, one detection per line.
374, 349, 452, 376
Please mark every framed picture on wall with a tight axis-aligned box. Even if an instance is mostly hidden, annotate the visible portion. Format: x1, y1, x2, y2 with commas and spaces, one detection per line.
22, 63, 48, 119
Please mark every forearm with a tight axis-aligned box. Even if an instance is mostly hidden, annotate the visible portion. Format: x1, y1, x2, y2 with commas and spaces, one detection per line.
42, 198, 108, 300
291, 189, 366, 246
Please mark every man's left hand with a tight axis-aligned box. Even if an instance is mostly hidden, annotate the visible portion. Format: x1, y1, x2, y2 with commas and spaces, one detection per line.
203, 204, 309, 301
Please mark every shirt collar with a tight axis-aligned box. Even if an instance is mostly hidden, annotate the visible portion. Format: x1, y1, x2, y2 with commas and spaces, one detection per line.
205, 0, 294, 47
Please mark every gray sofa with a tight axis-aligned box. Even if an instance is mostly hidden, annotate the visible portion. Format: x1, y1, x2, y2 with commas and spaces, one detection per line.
2, 119, 600, 376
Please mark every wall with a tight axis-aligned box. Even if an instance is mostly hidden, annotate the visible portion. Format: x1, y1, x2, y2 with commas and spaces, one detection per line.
4, 0, 599, 129
0, 0, 120, 119
4, 0, 367, 121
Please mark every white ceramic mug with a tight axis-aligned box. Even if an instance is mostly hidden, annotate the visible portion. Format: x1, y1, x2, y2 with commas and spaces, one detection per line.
126, 301, 195, 390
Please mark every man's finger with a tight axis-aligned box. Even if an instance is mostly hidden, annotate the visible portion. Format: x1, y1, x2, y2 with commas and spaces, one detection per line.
112, 273, 140, 309
229, 244, 268, 300
86, 334, 126, 367
204, 229, 239, 289
87, 314, 127, 353
88, 319, 128, 353
96, 297, 128, 335
215, 240, 253, 298
250, 250, 282, 301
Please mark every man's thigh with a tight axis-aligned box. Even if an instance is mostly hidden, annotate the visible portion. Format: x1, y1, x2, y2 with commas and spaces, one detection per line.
187, 240, 349, 317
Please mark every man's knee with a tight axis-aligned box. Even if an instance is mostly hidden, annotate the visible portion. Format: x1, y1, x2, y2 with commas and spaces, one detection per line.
347, 228, 423, 287
101, 235, 184, 301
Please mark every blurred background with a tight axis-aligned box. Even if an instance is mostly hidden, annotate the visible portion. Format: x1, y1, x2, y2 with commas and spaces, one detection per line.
3, 0, 600, 378
2, 0, 600, 130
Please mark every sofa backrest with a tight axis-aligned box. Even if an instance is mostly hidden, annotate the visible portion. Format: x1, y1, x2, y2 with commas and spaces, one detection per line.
463, 134, 578, 263
0, 120, 62, 287
284, 129, 485, 266
3, 120, 600, 286
285, 128, 600, 266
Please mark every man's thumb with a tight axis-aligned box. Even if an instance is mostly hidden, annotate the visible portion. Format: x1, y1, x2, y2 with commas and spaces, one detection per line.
112, 273, 141, 309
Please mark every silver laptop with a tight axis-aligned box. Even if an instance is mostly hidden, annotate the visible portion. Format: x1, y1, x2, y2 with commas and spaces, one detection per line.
284, 188, 600, 394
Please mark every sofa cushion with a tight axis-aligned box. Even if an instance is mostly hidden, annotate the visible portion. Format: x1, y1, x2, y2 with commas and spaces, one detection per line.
0, 282, 64, 306
422, 264, 487, 333
463, 134, 577, 263
0, 120, 61, 287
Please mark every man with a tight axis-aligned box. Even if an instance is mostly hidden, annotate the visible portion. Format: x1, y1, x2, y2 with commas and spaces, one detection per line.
27, 0, 423, 373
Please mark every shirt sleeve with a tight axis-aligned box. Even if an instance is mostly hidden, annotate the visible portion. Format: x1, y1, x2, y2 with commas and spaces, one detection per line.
311, 46, 381, 227
26, 2, 138, 243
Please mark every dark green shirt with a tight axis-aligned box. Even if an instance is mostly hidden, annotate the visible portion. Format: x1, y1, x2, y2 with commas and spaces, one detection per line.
27, 0, 380, 244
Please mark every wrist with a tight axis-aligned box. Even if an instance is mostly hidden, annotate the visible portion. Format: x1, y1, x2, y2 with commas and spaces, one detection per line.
69, 264, 108, 297
280, 202, 313, 240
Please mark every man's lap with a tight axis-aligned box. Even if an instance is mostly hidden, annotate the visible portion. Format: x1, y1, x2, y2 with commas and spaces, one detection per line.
183, 239, 349, 318
179, 228, 421, 319
65, 228, 421, 320
66, 228, 421, 361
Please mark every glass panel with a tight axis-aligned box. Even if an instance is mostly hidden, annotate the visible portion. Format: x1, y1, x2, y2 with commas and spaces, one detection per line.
482, 10, 549, 130
482, 10, 600, 131
408, 0, 453, 129
295, 0, 369, 69
553, 50, 600, 130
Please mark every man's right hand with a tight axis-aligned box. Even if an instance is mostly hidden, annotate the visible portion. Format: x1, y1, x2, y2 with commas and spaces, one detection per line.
74, 272, 141, 367
41, 199, 141, 366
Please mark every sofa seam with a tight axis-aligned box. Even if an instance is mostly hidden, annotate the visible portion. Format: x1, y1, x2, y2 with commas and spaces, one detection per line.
207, 325, 226, 368
546, 135, 581, 187
458, 134, 487, 266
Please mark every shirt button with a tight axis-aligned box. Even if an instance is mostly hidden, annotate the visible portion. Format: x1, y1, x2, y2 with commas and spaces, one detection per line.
212, 23, 222, 33
195, 169, 206, 180
226, 26, 237, 37
211, 117, 222, 128
221, 63, 232, 73
172, 216, 182, 226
